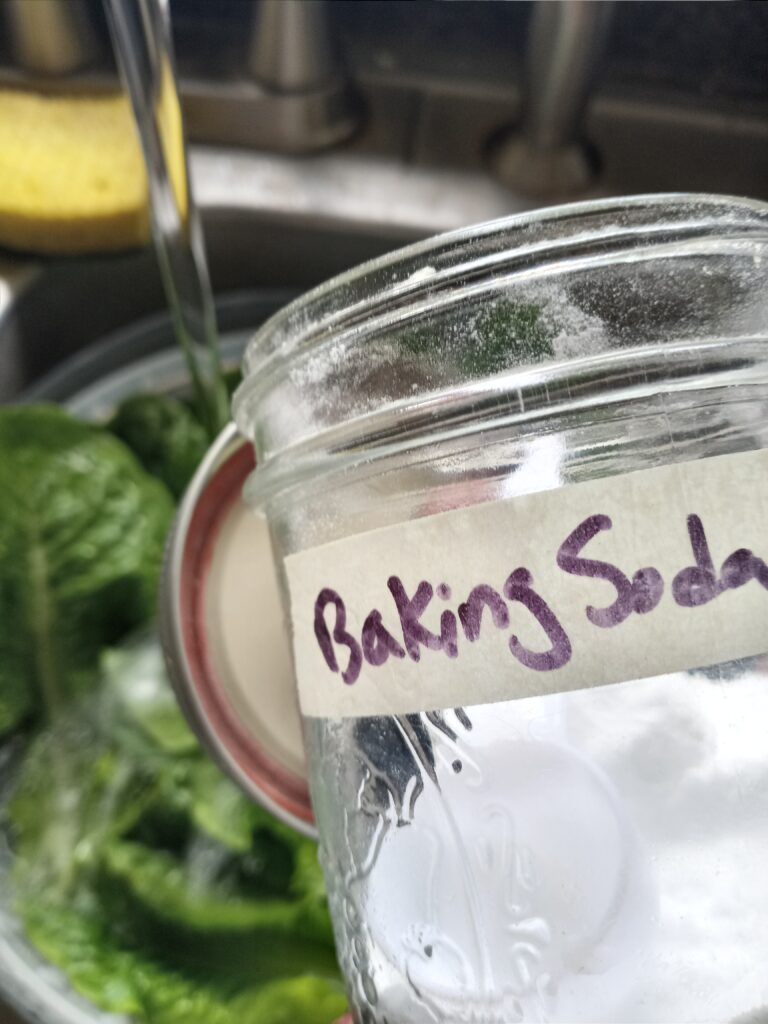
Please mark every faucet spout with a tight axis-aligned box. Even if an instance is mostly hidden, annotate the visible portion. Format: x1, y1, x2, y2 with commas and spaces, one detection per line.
248, 0, 337, 94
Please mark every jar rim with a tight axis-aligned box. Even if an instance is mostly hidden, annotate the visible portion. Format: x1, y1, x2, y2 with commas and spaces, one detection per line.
236, 192, 768, 388
234, 192, 768, 505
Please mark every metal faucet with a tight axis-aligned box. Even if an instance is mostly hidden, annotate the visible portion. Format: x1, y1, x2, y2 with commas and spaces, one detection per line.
183, 0, 360, 152
249, 0, 337, 95
5, 0, 99, 76
2, 0, 359, 154
490, 0, 613, 196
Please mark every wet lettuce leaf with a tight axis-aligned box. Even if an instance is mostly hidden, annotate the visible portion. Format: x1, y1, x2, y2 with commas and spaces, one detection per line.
231, 976, 347, 1024
8, 718, 156, 902
189, 758, 261, 853
0, 406, 173, 736
103, 640, 198, 756
0, 404, 344, 1023
98, 841, 338, 989
21, 902, 343, 1024
6, 637, 343, 1022
22, 902, 151, 1018
110, 393, 209, 499
102, 839, 304, 933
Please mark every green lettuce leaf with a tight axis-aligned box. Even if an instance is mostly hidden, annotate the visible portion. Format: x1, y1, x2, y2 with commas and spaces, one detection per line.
102, 839, 302, 932
190, 758, 258, 853
23, 901, 345, 1024
8, 719, 155, 900
103, 639, 198, 756
289, 842, 335, 941
98, 840, 338, 986
7, 627, 343, 1022
110, 393, 209, 499
0, 406, 173, 735
231, 976, 347, 1024
21, 901, 236, 1022
101, 836, 334, 945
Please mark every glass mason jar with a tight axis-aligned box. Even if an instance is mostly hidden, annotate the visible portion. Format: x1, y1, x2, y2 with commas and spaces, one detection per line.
233, 195, 768, 1023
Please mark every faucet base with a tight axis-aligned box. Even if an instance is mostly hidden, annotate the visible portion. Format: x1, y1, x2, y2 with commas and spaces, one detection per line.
487, 133, 598, 198
181, 76, 361, 155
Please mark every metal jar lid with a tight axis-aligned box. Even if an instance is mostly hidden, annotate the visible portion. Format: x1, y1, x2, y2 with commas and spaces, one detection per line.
160, 422, 315, 837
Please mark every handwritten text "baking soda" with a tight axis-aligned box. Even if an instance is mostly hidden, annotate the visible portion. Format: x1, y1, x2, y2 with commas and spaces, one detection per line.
312, 512, 768, 686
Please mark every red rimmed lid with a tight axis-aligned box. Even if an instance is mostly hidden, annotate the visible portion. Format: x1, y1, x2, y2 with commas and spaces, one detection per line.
161, 423, 314, 837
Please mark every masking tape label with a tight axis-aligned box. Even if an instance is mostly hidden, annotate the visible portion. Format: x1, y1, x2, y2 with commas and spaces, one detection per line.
286, 450, 768, 718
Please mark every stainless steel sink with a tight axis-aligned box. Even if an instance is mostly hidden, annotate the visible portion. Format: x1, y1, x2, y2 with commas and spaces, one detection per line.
0, 138, 558, 401
1, 0, 765, 403
0, 152, 420, 401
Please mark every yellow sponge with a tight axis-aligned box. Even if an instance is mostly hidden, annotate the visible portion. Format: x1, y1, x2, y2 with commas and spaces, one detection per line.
0, 89, 151, 254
